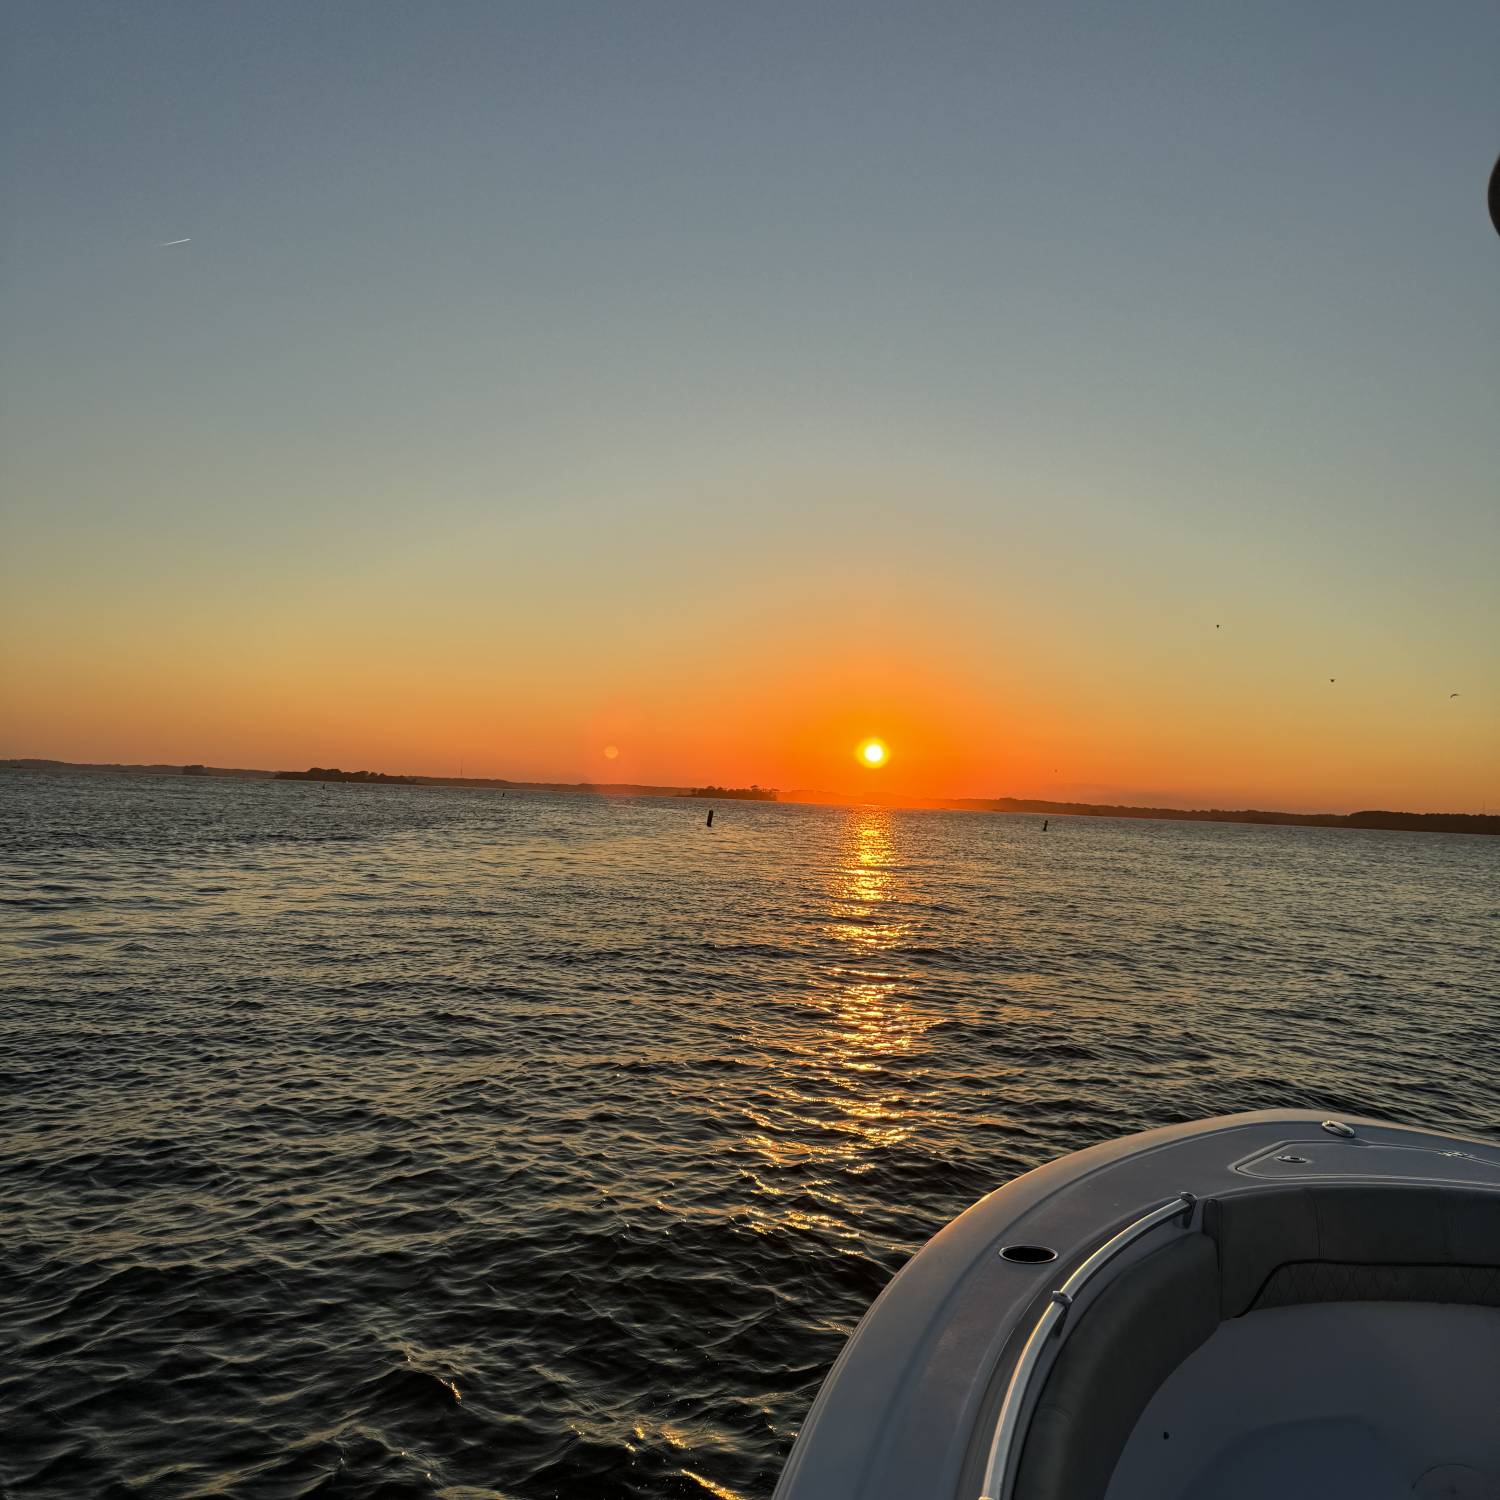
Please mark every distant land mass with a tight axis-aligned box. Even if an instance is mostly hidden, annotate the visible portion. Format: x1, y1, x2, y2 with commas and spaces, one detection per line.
2, 760, 1495, 834
1, 760, 687, 798
6, 758, 277, 780
950, 796, 1498, 837
275, 767, 419, 785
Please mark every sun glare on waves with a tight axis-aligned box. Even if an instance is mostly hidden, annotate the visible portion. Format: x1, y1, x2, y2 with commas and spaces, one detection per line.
857, 738, 888, 768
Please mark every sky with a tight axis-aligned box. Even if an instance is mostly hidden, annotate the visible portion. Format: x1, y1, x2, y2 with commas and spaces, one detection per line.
2, 1, 1496, 811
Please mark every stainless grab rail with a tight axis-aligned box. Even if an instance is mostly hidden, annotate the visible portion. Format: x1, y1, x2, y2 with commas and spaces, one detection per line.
976, 1192, 1195, 1500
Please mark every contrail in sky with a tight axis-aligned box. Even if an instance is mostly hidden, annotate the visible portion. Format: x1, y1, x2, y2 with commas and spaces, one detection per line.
156, 238, 191, 247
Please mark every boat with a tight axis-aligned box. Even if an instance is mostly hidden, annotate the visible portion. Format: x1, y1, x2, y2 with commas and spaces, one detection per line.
773, 1110, 1500, 1500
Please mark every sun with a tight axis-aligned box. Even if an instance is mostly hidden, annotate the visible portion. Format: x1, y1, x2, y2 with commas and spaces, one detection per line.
857, 738, 888, 769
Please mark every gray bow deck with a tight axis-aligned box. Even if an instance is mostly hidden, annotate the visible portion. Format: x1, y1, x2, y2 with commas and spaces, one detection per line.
774, 1111, 1500, 1500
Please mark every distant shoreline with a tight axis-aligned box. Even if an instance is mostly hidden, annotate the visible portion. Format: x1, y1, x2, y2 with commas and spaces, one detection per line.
3, 759, 1495, 835
952, 796, 1497, 837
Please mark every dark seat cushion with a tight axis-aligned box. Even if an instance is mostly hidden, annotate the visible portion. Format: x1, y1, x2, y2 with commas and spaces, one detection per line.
1254, 1261, 1500, 1309
1012, 1232, 1219, 1500
1206, 1186, 1500, 1317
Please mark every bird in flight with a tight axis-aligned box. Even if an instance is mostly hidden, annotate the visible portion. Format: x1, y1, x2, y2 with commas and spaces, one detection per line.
1450, 692, 1461, 699
156, 238, 190, 247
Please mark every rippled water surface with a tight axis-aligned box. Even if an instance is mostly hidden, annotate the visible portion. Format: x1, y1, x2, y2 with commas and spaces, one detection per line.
2, 771, 1497, 1498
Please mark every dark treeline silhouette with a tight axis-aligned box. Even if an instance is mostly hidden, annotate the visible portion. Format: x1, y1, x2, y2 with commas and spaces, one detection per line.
275, 767, 419, 786
685, 785, 778, 801
958, 797, 1498, 836
1, 758, 272, 779
2, 760, 697, 797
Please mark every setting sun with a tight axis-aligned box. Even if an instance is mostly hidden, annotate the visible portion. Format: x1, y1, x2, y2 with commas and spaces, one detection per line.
857, 738, 888, 769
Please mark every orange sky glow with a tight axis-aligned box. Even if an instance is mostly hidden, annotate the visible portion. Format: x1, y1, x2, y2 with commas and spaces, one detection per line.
3, 551, 1492, 814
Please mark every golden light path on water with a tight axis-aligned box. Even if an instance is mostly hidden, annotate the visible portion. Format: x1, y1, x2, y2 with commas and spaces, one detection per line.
571, 809, 954, 1498
738, 810, 945, 1241
671, 809, 950, 1497
829, 812, 932, 1085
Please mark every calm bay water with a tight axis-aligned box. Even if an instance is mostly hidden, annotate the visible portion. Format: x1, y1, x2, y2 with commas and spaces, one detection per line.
1, 771, 1496, 1499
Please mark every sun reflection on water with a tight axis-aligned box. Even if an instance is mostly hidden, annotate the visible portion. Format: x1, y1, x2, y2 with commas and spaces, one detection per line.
827, 810, 930, 1063
741, 809, 942, 1208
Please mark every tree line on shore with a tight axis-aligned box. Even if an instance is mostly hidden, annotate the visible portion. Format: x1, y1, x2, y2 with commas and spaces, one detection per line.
274, 767, 419, 785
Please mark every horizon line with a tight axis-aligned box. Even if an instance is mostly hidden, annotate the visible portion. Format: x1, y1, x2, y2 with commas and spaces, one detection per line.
2, 756, 1495, 827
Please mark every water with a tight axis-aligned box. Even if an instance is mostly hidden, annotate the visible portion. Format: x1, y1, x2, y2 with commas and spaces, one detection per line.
1, 771, 1496, 1499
